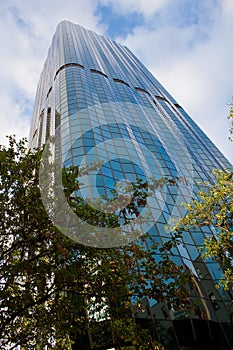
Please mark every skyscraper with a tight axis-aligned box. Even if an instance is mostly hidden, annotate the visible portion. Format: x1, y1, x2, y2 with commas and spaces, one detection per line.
29, 21, 232, 348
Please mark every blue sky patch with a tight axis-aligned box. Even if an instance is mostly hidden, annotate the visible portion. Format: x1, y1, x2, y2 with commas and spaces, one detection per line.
9, 6, 28, 30
96, 4, 143, 39
168, 0, 220, 29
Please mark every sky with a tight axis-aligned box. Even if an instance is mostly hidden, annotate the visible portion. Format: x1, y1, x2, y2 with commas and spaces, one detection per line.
0, 0, 232, 163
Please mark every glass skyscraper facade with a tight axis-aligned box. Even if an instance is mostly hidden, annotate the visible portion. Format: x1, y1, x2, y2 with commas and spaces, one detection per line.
29, 21, 232, 349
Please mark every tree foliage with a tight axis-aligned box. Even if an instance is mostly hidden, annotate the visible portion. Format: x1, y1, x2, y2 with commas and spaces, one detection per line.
228, 100, 233, 141
0, 137, 191, 349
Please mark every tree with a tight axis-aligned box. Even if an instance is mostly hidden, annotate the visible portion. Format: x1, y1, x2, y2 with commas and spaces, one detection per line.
171, 105, 233, 290
0, 136, 191, 349
228, 100, 233, 141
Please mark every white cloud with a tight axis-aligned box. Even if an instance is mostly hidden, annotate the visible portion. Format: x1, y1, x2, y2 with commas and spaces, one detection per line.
0, 92, 31, 146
